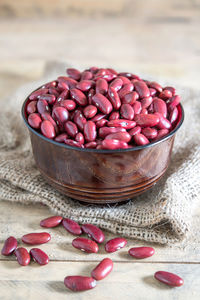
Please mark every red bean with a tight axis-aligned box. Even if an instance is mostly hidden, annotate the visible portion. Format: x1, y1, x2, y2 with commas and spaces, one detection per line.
118, 75, 131, 85
134, 81, 150, 98
168, 95, 181, 111
155, 113, 172, 130
132, 101, 142, 115
92, 93, 113, 114
62, 218, 82, 235
154, 271, 184, 287
64, 121, 78, 138
55, 133, 68, 143
141, 108, 148, 114
153, 98, 167, 118
1, 236, 18, 256
148, 81, 163, 93
109, 111, 120, 120
64, 276, 96, 291
122, 91, 139, 105
155, 129, 169, 140
57, 81, 69, 91
164, 86, 176, 96
72, 237, 99, 253
37, 99, 50, 114
109, 78, 123, 91
83, 105, 97, 119
22, 232, 51, 245
105, 131, 131, 143
134, 133, 149, 146
14, 247, 30, 266
141, 96, 153, 108
128, 247, 155, 259
70, 88, 87, 106
88, 88, 95, 105
81, 224, 105, 243
108, 87, 121, 110
149, 88, 157, 96
105, 238, 127, 253
96, 78, 108, 94
142, 127, 158, 139
66, 68, 81, 80
159, 89, 172, 100
64, 139, 83, 148
76, 80, 94, 91
29, 88, 48, 101
57, 90, 69, 102
84, 121, 97, 142
42, 81, 56, 89
120, 104, 135, 120
60, 99, 76, 111
118, 83, 134, 99
73, 110, 87, 131
91, 113, 106, 122
40, 216, 63, 228
134, 114, 160, 127
41, 112, 58, 131
49, 87, 59, 97
52, 107, 69, 127
96, 119, 108, 128
85, 142, 97, 149
58, 76, 77, 89
41, 120, 56, 139
30, 248, 49, 265
99, 126, 126, 138
107, 119, 136, 129
75, 132, 84, 145
27, 101, 37, 114
169, 106, 178, 124
102, 139, 128, 150
81, 71, 93, 80
28, 113, 42, 129
129, 126, 141, 136
91, 258, 113, 281
39, 94, 56, 105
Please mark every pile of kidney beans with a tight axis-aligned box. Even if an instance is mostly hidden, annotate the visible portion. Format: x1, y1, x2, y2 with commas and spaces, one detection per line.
1, 216, 184, 291
26, 67, 181, 150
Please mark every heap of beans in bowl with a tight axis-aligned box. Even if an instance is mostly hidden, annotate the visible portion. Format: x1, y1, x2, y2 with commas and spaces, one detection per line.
26, 67, 181, 150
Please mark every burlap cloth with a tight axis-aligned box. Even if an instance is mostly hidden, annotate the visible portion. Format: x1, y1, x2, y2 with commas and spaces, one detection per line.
0, 62, 199, 245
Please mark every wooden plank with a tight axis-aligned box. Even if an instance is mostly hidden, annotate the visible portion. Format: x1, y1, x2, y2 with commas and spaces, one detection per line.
0, 261, 199, 300
1, 201, 200, 263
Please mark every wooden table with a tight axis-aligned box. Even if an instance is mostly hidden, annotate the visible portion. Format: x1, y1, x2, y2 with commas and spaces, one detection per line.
0, 10, 200, 299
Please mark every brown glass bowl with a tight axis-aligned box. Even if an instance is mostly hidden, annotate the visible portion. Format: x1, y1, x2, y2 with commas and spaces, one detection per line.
22, 92, 184, 204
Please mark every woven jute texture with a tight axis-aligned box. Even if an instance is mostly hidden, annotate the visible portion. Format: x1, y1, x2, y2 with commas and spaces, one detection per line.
0, 63, 199, 244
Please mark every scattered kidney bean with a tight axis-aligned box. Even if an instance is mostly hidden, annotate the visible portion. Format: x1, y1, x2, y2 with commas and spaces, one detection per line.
64, 276, 96, 291
72, 237, 99, 253
154, 271, 184, 287
40, 216, 63, 228
1, 236, 18, 256
22, 232, 51, 245
81, 224, 105, 243
62, 218, 82, 235
128, 247, 155, 259
91, 258, 113, 280
30, 248, 49, 265
14, 247, 31, 266
105, 237, 127, 253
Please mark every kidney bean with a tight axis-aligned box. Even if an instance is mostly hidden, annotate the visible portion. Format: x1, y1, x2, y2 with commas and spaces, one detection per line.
102, 139, 128, 150
142, 127, 158, 139
155, 113, 172, 130
88, 88, 95, 105
99, 126, 126, 138
164, 86, 176, 96
76, 80, 94, 92
118, 72, 133, 78
70, 88, 87, 106
14, 247, 30, 266
107, 68, 118, 75
52, 107, 69, 127
84, 121, 97, 142
109, 111, 120, 120
91, 258, 113, 281
107, 119, 136, 129
134, 133, 149, 146
49, 87, 60, 97
58, 76, 77, 89
60, 99, 76, 111
149, 88, 157, 96
129, 126, 141, 136
141, 96, 153, 109
141, 108, 148, 114
41, 111, 58, 130
42, 81, 57, 89
83, 105, 97, 119
129, 247, 155, 259
64, 121, 78, 138
28, 113, 42, 129
132, 101, 142, 115
55, 133, 68, 143
155, 129, 169, 140
57, 89, 69, 102
153, 98, 167, 118
37, 99, 50, 114
169, 106, 178, 124
81, 224, 105, 243
64, 139, 83, 148
27, 101, 37, 114
30, 248, 49, 265
96, 78, 108, 94
29, 88, 48, 101
66, 68, 81, 80
91, 114, 106, 123
134, 114, 160, 127
109, 78, 123, 91
120, 104, 135, 120
134, 81, 150, 98
117, 76, 131, 85
90, 66, 99, 73
72, 237, 98, 253
39, 94, 56, 105
122, 91, 139, 105
64, 276, 96, 292
118, 83, 134, 99
81, 71, 93, 80
168, 95, 181, 111
105, 237, 127, 253
22, 232, 51, 245
75, 132, 84, 145
105, 131, 131, 143
57, 81, 69, 91
108, 87, 121, 110
154, 271, 184, 287
73, 110, 87, 131
148, 81, 163, 93
92, 93, 113, 114
41, 120, 56, 139
159, 89, 172, 100
1, 236, 18, 256
40, 216, 63, 228
62, 218, 82, 235
85, 142, 97, 149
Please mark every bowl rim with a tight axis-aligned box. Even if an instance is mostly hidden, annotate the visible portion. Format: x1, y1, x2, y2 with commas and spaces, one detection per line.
21, 87, 184, 153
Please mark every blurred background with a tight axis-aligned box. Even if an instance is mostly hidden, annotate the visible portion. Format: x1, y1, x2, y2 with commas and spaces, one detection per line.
0, 0, 200, 99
